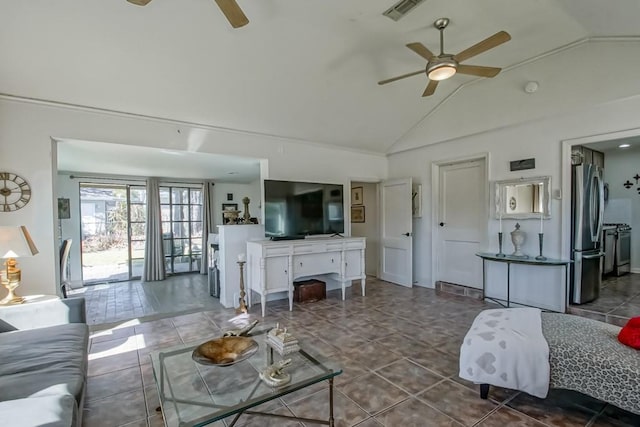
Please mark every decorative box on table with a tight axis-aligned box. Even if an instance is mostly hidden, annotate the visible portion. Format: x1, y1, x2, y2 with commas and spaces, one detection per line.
267, 323, 300, 356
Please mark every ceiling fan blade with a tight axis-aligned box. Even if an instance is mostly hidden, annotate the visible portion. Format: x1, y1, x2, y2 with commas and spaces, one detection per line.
378, 70, 425, 85
215, 0, 249, 28
422, 80, 438, 97
127, 0, 153, 5
406, 43, 435, 61
456, 64, 501, 78
453, 31, 511, 63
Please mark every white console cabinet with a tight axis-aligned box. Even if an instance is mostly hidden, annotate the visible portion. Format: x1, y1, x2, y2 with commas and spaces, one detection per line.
246, 237, 366, 316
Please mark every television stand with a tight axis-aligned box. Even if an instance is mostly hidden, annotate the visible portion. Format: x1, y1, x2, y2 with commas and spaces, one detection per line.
330, 232, 344, 238
246, 237, 366, 316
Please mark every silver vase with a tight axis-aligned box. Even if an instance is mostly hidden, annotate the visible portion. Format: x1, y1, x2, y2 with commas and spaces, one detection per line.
510, 223, 526, 257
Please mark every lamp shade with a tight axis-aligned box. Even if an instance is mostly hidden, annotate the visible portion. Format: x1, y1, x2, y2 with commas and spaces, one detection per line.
0, 226, 39, 258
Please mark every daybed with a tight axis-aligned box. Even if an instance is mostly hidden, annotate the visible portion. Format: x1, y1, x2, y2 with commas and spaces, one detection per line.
0, 297, 88, 427
461, 309, 640, 415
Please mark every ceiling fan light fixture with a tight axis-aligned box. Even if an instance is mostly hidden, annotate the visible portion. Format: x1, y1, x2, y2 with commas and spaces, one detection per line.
427, 57, 457, 81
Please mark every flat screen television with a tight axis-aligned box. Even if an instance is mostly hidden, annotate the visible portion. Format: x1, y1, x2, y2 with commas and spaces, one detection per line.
264, 179, 344, 239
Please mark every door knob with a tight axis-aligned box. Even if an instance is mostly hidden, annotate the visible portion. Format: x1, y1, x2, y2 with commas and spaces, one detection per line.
439, 222, 445, 227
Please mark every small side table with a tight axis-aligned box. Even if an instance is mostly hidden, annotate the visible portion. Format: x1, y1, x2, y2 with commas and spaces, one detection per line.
476, 252, 572, 312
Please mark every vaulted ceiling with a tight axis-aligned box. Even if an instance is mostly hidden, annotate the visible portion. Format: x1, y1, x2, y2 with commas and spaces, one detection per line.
2, 0, 640, 155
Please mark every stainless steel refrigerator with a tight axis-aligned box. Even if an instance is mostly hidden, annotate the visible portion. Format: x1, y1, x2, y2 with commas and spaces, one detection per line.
571, 163, 605, 304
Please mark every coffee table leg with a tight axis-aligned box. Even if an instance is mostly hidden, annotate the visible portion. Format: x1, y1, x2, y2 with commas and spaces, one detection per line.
329, 378, 335, 427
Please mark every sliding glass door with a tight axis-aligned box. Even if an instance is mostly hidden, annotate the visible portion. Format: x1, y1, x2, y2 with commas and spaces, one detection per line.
160, 186, 203, 274
80, 184, 146, 284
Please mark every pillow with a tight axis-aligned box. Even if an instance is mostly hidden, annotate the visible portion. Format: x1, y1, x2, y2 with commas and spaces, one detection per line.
618, 316, 640, 350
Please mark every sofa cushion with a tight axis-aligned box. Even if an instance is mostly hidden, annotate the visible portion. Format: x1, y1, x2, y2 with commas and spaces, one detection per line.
0, 323, 89, 405
0, 394, 75, 427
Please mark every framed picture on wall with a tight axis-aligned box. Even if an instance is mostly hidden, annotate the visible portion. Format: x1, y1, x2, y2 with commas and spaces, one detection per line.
58, 198, 71, 219
351, 187, 363, 205
351, 206, 365, 223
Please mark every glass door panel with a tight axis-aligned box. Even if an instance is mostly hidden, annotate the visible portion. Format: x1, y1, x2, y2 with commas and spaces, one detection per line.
80, 183, 146, 284
161, 186, 203, 274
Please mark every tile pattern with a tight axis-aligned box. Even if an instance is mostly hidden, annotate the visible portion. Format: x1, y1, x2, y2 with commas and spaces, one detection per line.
568, 273, 640, 325
81, 277, 640, 426
70, 274, 224, 325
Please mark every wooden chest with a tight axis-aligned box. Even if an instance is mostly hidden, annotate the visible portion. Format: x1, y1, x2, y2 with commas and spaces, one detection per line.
293, 279, 326, 303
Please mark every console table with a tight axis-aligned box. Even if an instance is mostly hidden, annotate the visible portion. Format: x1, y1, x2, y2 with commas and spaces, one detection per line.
476, 252, 572, 312
246, 237, 366, 316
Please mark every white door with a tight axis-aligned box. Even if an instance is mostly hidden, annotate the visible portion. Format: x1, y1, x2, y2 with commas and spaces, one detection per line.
437, 160, 485, 288
380, 178, 413, 286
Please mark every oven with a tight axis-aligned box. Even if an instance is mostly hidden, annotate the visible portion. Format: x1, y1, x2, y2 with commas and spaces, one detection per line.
615, 228, 631, 276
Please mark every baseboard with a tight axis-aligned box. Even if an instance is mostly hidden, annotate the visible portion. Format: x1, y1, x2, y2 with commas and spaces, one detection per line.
435, 281, 483, 300
631, 268, 640, 274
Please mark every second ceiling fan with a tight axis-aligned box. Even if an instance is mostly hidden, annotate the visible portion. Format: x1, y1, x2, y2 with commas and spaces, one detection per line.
127, 0, 249, 29
379, 18, 511, 97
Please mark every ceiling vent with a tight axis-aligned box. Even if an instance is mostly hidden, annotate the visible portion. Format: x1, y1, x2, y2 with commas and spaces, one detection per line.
383, 0, 427, 21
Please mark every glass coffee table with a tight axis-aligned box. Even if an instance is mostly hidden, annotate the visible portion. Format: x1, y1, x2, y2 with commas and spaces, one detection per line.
150, 333, 341, 427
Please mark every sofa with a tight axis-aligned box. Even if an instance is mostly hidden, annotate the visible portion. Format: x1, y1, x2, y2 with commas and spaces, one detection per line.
0, 297, 89, 427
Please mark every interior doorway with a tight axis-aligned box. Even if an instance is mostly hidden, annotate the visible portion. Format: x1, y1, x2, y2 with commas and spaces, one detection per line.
350, 181, 380, 278
433, 156, 487, 288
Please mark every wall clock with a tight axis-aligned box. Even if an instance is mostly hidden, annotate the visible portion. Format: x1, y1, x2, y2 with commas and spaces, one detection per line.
0, 172, 31, 212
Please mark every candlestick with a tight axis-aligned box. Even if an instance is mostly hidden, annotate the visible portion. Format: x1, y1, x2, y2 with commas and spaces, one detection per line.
535, 233, 546, 260
496, 232, 505, 257
539, 212, 544, 234
236, 260, 248, 314
499, 211, 502, 233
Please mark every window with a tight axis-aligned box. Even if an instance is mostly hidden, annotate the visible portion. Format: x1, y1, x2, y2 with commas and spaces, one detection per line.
160, 186, 203, 273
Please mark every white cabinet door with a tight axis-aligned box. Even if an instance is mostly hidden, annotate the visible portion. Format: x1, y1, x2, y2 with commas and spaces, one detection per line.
344, 250, 362, 278
265, 256, 289, 292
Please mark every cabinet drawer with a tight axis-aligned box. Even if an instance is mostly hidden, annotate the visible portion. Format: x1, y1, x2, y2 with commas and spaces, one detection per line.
293, 243, 325, 254
264, 245, 290, 257
293, 253, 339, 276
345, 240, 365, 250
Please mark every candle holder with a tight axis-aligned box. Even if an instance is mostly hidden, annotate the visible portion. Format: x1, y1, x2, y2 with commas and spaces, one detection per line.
236, 260, 248, 314
535, 233, 547, 261
496, 232, 506, 257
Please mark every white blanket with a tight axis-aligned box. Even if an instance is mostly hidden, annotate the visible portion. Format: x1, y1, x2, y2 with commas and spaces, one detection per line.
459, 307, 550, 398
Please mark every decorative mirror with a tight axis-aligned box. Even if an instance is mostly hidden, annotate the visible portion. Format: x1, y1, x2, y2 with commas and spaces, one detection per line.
495, 176, 551, 219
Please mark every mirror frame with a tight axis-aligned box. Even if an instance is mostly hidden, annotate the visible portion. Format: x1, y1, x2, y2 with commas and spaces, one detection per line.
495, 176, 551, 219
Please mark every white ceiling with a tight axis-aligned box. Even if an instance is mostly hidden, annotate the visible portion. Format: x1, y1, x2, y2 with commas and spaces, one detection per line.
57, 139, 261, 183
3, 0, 640, 158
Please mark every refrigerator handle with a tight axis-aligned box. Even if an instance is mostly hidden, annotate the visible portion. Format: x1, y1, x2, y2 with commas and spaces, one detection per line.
595, 173, 605, 241
583, 252, 605, 260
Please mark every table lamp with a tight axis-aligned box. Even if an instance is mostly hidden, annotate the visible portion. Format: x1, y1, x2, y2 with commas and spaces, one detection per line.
0, 226, 39, 305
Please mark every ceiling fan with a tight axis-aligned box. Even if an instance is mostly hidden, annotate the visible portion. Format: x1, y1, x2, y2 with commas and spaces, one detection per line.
127, 0, 249, 29
378, 18, 511, 97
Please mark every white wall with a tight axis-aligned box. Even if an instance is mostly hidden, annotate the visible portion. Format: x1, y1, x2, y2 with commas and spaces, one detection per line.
388, 94, 640, 312
0, 97, 387, 297
603, 147, 640, 272
350, 182, 379, 276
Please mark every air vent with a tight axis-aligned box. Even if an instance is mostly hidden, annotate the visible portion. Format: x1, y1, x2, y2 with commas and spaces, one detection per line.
383, 0, 427, 21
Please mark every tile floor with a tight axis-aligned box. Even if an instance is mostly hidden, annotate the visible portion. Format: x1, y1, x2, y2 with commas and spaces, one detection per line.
568, 273, 640, 326
70, 274, 222, 326
80, 277, 640, 427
